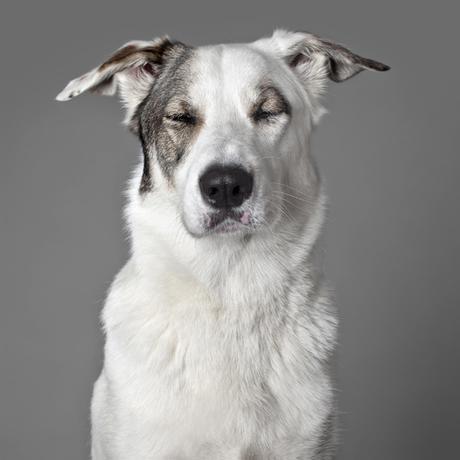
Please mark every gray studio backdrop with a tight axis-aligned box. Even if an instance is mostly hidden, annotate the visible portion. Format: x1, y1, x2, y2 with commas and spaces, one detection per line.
1, 1, 459, 459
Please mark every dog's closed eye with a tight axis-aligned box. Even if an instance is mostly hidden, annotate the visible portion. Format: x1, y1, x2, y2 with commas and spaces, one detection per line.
251, 86, 291, 123
164, 112, 197, 125
252, 107, 283, 122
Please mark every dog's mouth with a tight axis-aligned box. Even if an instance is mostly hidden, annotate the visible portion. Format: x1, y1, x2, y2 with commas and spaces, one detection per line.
204, 210, 252, 234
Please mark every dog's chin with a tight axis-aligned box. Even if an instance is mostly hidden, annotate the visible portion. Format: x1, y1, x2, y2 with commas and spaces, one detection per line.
184, 210, 259, 238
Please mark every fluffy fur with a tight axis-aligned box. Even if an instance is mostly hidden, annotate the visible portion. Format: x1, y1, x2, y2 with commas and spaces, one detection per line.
57, 29, 389, 459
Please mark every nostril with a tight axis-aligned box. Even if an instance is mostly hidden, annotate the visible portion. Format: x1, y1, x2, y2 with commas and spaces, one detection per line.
209, 187, 219, 197
232, 185, 240, 197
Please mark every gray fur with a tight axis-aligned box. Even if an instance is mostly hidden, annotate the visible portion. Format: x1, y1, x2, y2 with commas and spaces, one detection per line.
139, 45, 198, 188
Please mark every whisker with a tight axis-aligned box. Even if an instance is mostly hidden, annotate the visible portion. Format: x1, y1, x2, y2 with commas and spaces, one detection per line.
271, 189, 312, 204
270, 193, 310, 214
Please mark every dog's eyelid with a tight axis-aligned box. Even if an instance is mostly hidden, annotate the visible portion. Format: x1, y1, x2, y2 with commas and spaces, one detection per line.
164, 112, 196, 124
252, 106, 283, 122
163, 97, 197, 122
251, 85, 291, 123
251, 101, 289, 122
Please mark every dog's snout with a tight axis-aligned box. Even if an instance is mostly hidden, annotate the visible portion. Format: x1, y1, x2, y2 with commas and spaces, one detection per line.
199, 165, 253, 209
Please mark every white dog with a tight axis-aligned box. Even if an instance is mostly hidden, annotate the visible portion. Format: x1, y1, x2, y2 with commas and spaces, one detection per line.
57, 29, 388, 459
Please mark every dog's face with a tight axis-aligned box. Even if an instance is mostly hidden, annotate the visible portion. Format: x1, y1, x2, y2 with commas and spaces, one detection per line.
151, 44, 306, 237
57, 30, 388, 238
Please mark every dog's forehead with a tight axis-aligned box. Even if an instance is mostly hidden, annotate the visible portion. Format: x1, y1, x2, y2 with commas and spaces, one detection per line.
188, 44, 278, 105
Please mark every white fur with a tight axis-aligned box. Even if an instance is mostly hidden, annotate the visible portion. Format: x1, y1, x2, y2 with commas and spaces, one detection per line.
54, 29, 385, 459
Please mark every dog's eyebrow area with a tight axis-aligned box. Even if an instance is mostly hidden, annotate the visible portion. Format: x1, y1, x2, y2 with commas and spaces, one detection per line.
250, 84, 291, 122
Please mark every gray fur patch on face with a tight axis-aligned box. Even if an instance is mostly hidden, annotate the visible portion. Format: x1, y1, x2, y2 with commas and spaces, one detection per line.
137, 45, 200, 192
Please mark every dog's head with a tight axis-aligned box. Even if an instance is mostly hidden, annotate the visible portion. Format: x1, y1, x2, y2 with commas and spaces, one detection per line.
57, 30, 388, 238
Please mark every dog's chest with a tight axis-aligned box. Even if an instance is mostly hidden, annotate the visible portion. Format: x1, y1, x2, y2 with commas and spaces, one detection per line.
100, 261, 331, 457
107, 275, 284, 408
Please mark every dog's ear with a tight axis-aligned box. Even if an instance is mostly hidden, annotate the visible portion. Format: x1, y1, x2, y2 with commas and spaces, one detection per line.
268, 29, 389, 83
255, 30, 389, 120
56, 37, 181, 130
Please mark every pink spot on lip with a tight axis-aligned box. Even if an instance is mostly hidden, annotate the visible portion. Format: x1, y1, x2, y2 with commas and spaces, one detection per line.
240, 211, 250, 225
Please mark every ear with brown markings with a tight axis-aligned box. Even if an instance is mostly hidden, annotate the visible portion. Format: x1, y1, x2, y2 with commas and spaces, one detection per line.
270, 29, 389, 81
56, 37, 178, 130
262, 30, 388, 84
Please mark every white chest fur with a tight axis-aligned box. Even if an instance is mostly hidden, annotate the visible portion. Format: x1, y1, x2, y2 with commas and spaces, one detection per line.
92, 229, 337, 460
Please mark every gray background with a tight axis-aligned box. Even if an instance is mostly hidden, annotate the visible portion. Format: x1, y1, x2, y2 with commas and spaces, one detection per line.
1, 1, 459, 459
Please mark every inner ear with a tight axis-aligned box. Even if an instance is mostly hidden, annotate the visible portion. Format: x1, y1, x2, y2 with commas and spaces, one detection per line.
142, 62, 157, 77
289, 53, 312, 68
327, 58, 343, 82
123, 61, 159, 84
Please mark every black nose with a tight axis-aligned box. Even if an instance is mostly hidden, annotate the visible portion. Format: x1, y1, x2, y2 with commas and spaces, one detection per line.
199, 165, 254, 209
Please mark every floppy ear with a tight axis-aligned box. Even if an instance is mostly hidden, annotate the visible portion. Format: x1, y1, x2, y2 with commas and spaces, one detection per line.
255, 30, 389, 120
56, 37, 180, 130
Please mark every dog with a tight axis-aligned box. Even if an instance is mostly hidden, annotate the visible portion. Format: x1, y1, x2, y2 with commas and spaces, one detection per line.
57, 29, 389, 459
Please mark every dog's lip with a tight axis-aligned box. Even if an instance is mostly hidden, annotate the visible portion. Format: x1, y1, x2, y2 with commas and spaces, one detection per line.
210, 219, 244, 234
205, 210, 250, 233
